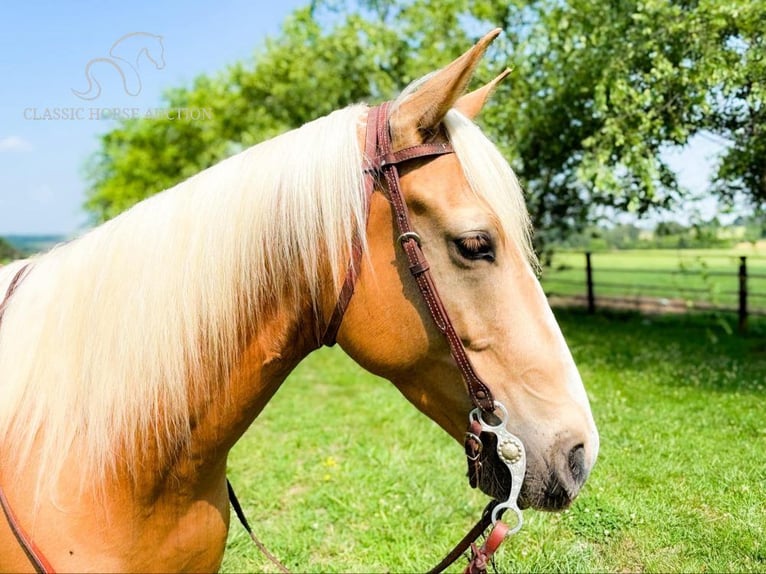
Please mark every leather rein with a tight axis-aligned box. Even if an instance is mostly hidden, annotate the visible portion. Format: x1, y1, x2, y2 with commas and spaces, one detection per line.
0, 102, 527, 574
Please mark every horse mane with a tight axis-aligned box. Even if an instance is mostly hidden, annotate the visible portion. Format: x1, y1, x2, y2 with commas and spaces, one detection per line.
0, 104, 368, 489
0, 93, 535, 493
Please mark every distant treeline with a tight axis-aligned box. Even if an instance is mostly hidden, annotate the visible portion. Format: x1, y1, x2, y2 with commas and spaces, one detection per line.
0, 235, 65, 262
0, 237, 22, 262
554, 217, 764, 252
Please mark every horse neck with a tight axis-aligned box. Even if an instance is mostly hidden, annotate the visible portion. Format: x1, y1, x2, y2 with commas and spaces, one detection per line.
0, 294, 322, 572
176, 288, 323, 482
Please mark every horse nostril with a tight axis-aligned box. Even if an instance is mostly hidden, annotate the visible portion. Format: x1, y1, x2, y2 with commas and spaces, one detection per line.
568, 443, 587, 486
532, 443, 592, 511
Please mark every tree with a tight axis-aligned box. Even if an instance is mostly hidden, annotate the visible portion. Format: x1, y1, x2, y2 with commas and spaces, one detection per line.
84, 8, 409, 221
656, 221, 687, 237
84, 0, 765, 248
702, 0, 765, 207
0, 238, 21, 262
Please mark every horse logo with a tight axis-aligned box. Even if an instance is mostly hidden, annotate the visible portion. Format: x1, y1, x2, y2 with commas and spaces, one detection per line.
72, 32, 165, 101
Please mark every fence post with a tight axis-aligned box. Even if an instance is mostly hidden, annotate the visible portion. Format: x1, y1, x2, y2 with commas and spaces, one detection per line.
586, 252, 595, 314
739, 256, 748, 334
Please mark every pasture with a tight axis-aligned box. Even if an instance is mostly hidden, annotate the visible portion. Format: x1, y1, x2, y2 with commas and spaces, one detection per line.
223, 308, 766, 572
542, 249, 766, 316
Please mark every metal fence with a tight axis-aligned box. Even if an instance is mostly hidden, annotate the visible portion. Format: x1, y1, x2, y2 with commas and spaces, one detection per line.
541, 251, 766, 332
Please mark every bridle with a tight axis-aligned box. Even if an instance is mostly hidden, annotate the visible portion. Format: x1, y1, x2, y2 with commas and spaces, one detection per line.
318, 102, 528, 572
232, 102, 528, 573
322, 103, 497, 411
0, 103, 528, 574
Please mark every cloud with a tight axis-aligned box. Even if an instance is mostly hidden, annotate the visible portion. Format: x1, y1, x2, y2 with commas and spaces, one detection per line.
0, 136, 33, 152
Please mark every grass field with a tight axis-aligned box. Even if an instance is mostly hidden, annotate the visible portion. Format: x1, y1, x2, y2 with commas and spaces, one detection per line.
542, 249, 766, 314
222, 309, 766, 573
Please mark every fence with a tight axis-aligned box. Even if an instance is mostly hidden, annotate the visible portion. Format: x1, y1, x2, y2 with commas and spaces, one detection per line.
541, 250, 766, 333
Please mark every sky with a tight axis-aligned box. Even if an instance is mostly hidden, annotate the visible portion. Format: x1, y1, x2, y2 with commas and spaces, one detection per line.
0, 0, 306, 235
0, 1, 729, 236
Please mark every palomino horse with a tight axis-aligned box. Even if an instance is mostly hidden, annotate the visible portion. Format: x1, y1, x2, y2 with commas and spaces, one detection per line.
0, 30, 598, 572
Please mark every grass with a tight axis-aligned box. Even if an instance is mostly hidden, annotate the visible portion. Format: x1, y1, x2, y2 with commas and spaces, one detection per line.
222, 309, 766, 573
542, 249, 766, 313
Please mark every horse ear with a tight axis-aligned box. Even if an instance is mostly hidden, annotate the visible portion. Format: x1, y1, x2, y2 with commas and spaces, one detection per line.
390, 28, 502, 149
454, 68, 511, 120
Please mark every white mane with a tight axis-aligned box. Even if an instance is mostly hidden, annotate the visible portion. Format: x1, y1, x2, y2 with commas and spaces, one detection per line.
0, 104, 368, 488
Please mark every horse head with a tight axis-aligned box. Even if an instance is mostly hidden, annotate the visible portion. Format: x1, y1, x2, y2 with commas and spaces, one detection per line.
334, 30, 599, 512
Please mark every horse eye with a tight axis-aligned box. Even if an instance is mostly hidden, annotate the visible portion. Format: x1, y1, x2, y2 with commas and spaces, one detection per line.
455, 234, 495, 262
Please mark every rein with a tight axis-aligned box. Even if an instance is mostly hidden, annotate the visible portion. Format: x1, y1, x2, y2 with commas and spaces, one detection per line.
0, 103, 528, 574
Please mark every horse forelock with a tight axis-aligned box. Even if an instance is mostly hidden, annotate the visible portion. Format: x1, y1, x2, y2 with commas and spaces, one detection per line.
442, 109, 538, 270
390, 81, 536, 270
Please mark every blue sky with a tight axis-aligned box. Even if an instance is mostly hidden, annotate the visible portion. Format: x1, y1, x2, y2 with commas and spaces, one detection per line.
0, 0, 306, 235
0, 1, 727, 236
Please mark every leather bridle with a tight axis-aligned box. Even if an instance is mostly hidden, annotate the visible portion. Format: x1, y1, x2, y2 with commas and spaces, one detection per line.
322, 102, 501, 486
317, 102, 527, 572
322, 103, 496, 413
0, 102, 527, 574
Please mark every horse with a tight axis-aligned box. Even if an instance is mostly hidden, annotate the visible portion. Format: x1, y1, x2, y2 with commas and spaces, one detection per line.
0, 30, 598, 572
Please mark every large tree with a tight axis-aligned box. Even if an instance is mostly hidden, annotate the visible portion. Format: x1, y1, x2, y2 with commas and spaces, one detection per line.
85, 0, 765, 246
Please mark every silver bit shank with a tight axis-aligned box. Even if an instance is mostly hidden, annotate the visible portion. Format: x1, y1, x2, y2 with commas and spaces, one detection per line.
469, 401, 526, 536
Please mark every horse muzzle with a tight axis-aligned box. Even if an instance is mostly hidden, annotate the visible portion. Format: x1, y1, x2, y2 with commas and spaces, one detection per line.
475, 427, 593, 512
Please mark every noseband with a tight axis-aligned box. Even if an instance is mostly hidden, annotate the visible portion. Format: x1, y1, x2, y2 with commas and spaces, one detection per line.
0, 103, 528, 574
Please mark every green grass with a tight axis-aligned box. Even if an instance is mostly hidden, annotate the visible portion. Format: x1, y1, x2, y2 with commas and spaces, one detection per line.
222, 309, 766, 573
542, 249, 766, 313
